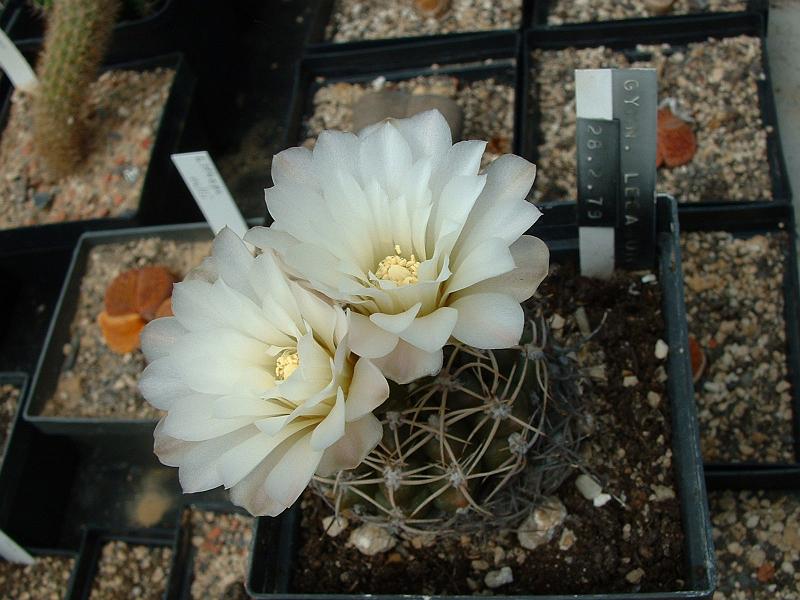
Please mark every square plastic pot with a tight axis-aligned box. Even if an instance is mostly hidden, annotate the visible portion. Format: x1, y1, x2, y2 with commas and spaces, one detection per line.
245, 195, 716, 600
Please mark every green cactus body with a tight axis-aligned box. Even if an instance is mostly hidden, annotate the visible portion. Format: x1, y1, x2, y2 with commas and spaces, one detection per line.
32, 0, 121, 179
314, 311, 587, 536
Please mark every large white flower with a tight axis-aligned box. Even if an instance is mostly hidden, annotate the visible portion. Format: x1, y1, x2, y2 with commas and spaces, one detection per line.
139, 228, 389, 516
247, 109, 549, 384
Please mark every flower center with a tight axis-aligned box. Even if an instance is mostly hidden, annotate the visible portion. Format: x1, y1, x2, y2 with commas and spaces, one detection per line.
375, 245, 420, 286
275, 351, 300, 380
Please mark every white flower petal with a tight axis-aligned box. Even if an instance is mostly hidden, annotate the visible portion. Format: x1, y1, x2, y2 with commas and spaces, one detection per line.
140, 317, 186, 363
429, 140, 486, 199
345, 358, 390, 422
161, 394, 251, 442
213, 227, 256, 300
217, 420, 313, 489
369, 302, 421, 335
451, 292, 524, 349
392, 109, 452, 164
212, 395, 287, 419
371, 340, 443, 384
139, 359, 191, 411
358, 121, 413, 197
456, 154, 540, 258
348, 311, 399, 358
316, 414, 383, 477
244, 226, 297, 255
446, 237, 515, 295
262, 433, 323, 508
456, 235, 550, 302
399, 306, 458, 353
271, 146, 314, 188
310, 387, 346, 450
154, 420, 258, 493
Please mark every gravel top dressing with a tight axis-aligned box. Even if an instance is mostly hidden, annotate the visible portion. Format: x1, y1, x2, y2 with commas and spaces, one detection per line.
44, 237, 211, 419
325, 0, 522, 43
0, 554, 75, 600
292, 266, 685, 595
681, 231, 793, 463
545, 0, 747, 25
303, 73, 515, 168
88, 541, 171, 600
710, 490, 800, 599
0, 382, 21, 463
188, 510, 254, 600
0, 69, 174, 230
530, 36, 770, 203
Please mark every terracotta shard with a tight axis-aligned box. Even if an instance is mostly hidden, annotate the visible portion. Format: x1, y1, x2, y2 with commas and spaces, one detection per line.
135, 266, 176, 321
657, 107, 697, 168
413, 0, 450, 17
688, 335, 707, 384
104, 269, 139, 316
98, 310, 146, 354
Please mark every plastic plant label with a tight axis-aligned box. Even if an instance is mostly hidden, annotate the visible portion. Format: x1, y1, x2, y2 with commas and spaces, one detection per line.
0, 29, 37, 90
0, 528, 34, 564
575, 69, 657, 278
171, 151, 248, 239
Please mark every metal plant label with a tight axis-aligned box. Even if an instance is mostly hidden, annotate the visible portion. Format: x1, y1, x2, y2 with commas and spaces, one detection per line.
575, 69, 657, 278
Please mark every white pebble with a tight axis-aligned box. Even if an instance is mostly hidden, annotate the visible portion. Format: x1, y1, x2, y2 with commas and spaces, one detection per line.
484, 566, 513, 589
575, 474, 603, 501
647, 391, 661, 408
321, 515, 349, 537
654, 339, 669, 359
623, 375, 639, 387
348, 524, 396, 556
517, 497, 567, 550
626, 568, 645, 584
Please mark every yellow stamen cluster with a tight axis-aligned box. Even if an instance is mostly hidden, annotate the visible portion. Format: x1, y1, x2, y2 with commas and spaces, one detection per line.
375, 244, 420, 286
275, 351, 300, 380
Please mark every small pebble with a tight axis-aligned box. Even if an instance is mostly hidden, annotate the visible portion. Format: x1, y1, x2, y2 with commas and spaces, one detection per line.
517, 497, 567, 550
349, 524, 397, 556
654, 339, 669, 359
484, 566, 513, 589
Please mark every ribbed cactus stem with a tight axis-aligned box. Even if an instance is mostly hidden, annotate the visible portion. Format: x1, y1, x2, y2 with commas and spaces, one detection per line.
314, 310, 586, 537
32, 0, 121, 179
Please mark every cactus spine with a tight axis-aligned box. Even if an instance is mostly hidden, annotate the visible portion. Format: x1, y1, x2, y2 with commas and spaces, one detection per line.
314, 310, 586, 536
32, 0, 121, 179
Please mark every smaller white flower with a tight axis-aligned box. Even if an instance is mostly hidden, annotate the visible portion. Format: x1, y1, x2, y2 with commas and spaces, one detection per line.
139, 228, 389, 516
249, 109, 549, 384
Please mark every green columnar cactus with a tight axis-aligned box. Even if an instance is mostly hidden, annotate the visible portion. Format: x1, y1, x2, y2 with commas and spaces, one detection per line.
315, 311, 586, 535
32, 0, 121, 179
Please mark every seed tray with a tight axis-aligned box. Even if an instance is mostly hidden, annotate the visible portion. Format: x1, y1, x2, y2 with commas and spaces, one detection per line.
521, 13, 791, 212
65, 527, 177, 600
303, 0, 533, 54
530, 0, 768, 30
679, 204, 800, 490
283, 32, 521, 158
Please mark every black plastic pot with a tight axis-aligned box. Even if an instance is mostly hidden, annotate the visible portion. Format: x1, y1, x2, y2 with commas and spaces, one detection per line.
530, 0, 768, 29
521, 13, 791, 212
0, 50, 203, 254
65, 527, 177, 600
165, 502, 252, 599
0, 371, 29, 497
23, 222, 216, 438
246, 195, 716, 600
1, 0, 184, 64
679, 204, 800, 490
284, 32, 521, 156
304, 0, 533, 54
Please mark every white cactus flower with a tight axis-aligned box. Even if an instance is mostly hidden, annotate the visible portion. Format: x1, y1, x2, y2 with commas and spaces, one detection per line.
139, 228, 389, 516
247, 109, 549, 383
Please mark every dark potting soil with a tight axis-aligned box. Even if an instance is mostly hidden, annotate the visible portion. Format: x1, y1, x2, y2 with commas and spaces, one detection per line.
291, 265, 685, 595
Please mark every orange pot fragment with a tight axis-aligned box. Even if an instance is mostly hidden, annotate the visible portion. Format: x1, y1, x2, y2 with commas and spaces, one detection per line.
99, 265, 176, 354
657, 107, 697, 168
98, 311, 146, 354
688, 335, 707, 384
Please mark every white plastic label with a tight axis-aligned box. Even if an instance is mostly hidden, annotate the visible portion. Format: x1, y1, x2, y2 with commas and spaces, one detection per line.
0, 29, 37, 90
0, 528, 34, 565
171, 151, 248, 239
